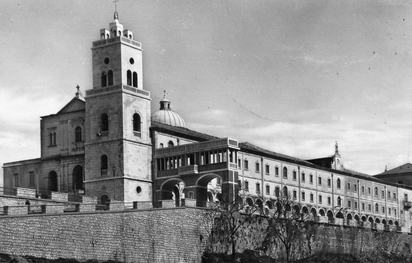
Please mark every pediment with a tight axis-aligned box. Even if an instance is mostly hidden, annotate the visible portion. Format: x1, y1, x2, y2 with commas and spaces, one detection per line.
57, 98, 85, 114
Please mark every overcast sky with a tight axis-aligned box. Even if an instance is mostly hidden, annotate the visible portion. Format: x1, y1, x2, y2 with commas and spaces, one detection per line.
1, 0, 412, 177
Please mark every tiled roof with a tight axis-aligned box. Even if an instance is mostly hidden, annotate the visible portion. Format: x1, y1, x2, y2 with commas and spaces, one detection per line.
150, 121, 218, 142
376, 163, 412, 176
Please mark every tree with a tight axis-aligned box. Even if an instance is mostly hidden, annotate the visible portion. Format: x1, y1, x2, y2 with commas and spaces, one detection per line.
262, 195, 317, 263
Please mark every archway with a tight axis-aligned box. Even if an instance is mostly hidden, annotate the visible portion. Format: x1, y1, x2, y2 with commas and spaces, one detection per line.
375, 218, 381, 224
347, 214, 353, 225
302, 206, 309, 214
388, 220, 393, 225
361, 216, 367, 222
72, 165, 84, 191
311, 208, 317, 221
48, 171, 58, 192
161, 178, 185, 207
265, 200, 274, 210
319, 208, 325, 217
255, 199, 263, 210
100, 195, 110, 210
196, 173, 223, 207
246, 197, 254, 206
336, 211, 344, 219
327, 210, 334, 223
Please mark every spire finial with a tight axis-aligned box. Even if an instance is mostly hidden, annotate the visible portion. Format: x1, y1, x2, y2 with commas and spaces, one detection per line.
335, 141, 339, 154
113, 0, 119, 20
75, 84, 80, 98
163, 90, 167, 99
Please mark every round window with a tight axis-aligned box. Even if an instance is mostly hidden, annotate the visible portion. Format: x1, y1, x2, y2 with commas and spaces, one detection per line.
104, 57, 110, 64
136, 186, 142, 193
129, 58, 134, 64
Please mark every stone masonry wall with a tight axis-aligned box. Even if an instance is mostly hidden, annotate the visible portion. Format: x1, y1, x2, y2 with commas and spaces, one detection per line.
0, 207, 209, 263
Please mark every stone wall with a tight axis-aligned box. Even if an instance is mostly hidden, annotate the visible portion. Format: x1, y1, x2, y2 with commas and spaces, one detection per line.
0, 207, 209, 263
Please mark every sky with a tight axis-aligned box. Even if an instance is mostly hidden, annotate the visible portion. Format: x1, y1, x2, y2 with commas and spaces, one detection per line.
1, 0, 412, 176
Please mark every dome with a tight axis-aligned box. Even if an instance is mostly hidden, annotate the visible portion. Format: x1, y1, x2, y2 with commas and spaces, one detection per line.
152, 96, 186, 128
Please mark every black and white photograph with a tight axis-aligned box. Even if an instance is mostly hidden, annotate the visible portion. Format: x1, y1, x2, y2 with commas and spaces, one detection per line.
1, 1, 412, 262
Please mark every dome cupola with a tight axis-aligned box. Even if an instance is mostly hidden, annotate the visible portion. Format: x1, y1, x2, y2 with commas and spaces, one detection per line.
152, 91, 186, 128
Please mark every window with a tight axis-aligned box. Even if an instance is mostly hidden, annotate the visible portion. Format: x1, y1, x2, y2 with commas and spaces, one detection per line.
354, 201, 358, 209
159, 143, 164, 148
309, 174, 313, 184
265, 164, 270, 174
168, 141, 174, 147
293, 171, 297, 181
101, 71, 107, 87
275, 186, 280, 197
256, 183, 260, 195
381, 190, 385, 199
347, 183, 351, 191
107, 70, 113, 86
282, 186, 288, 197
361, 186, 365, 195
238, 159, 241, 169
275, 166, 279, 176
265, 184, 270, 195
318, 195, 322, 204
388, 191, 391, 200
255, 162, 260, 173
368, 204, 371, 212
133, 113, 141, 133
362, 203, 365, 211
382, 206, 385, 214
337, 196, 341, 206
374, 187, 378, 197
132, 72, 138, 87
29, 171, 35, 187
337, 178, 341, 189
327, 178, 331, 187
302, 191, 305, 201
388, 208, 391, 215
75, 126, 82, 142
293, 190, 297, 200
394, 209, 397, 216
368, 187, 371, 195
244, 181, 249, 192
347, 200, 351, 208
101, 113, 109, 132
244, 160, 249, 170
327, 196, 331, 205
127, 70, 132, 86
101, 155, 108, 176
310, 193, 314, 203
49, 131, 57, 146
301, 172, 305, 182
354, 184, 357, 192
375, 203, 379, 213
282, 167, 288, 179
393, 193, 396, 201
318, 177, 322, 186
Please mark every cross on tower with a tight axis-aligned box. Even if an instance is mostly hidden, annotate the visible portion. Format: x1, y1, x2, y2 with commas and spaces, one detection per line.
163, 90, 167, 99
113, 0, 119, 20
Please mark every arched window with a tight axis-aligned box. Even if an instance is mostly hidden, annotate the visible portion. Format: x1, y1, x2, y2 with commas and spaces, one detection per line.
375, 203, 379, 213
133, 113, 141, 133
101, 71, 107, 87
275, 186, 280, 197
168, 140, 174, 147
132, 72, 138, 87
127, 70, 132, 86
337, 196, 341, 206
75, 126, 82, 142
107, 70, 113, 86
101, 113, 109, 132
159, 143, 164, 148
282, 167, 288, 179
101, 155, 108, 176
374, 187, 378, 197
337, 178, 341, 189
282, 186, 288, 197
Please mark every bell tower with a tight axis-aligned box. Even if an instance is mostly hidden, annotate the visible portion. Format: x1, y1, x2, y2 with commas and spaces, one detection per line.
84, 12, 152, 205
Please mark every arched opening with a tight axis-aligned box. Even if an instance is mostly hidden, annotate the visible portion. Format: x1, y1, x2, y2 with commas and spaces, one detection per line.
375, 218, 381, 224
327, 210, 334, 223
347, 214, 353, 225
293, 205, 300, 214
161, 179, 185, 207
127, 70, 132, 86
100, 155, 108, 176
132, 72, 138, 87
168, 141, 174, 147
311, 208, 317, 220
337, 178, 341, 189
319, 209, 325, 217
101, 71, 107, 87
382, 219, 387, 225
133, 113, 141, 132
101, 113, 109, 132
302, 206, 309, 214
100, 195, 110, 210
275, 186, 280, 197
388, 220, 393, 225
207, 191, 214, 202
283, 167, 288, 179
336, 211, 344, 219
48, 171, 58, 192
75, 126, 82, 142
72, 165, 84, 191
368, 217, 374, 223
394, 221, 399, 227
337, 196, 342, 206
107, 70, 113, 86
265, 200, 274, 210
361, 216, 367, 222
196, 173, 223, 207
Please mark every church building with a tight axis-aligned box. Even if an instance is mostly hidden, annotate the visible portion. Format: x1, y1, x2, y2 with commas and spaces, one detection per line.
3, 13, 412, 232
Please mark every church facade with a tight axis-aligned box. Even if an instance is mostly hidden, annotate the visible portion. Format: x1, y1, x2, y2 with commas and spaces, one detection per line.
3, 14, 412, 232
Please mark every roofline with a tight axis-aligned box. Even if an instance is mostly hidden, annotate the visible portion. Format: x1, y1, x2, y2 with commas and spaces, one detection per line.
3, 158, 42, 168
41, 109, 85, 119
150, 121, 217, 142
